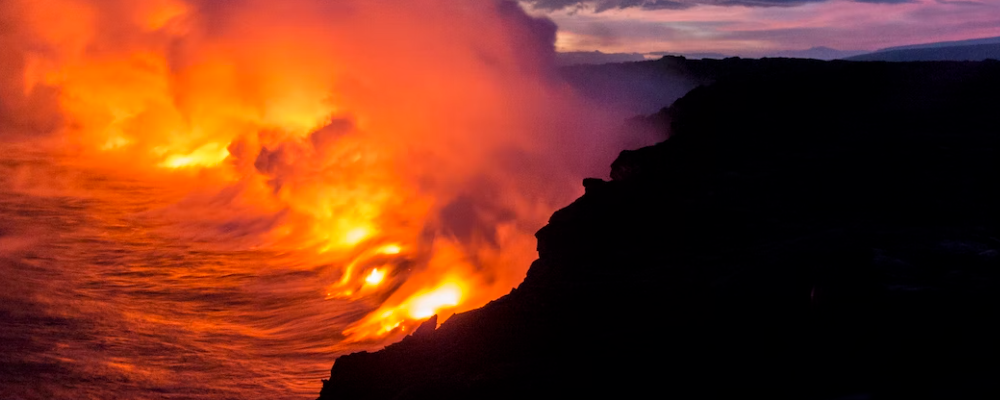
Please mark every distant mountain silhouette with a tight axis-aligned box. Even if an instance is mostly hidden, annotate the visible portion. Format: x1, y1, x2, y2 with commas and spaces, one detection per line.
646, 51, 730, 59
848, 36, 1000, 62
554, 50, 730, 66
766, 46, 867, 60
879, 35, 1000, 52
317, 58, 1000, 400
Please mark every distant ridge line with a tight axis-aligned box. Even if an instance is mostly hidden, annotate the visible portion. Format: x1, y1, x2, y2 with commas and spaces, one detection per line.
879, 36, 1000, 52
846, 42, 1000, 62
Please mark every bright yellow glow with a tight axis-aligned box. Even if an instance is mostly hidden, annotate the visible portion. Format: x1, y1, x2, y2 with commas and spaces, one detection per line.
343, 226, 372, 245
382, 321, 401, 333
408, 284, 461, 319
159, 142, 230, 169
365, 268, 385, 286
380, 244, 402, 255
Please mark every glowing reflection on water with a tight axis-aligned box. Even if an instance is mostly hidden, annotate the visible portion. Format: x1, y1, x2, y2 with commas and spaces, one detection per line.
0, 150, 375, 399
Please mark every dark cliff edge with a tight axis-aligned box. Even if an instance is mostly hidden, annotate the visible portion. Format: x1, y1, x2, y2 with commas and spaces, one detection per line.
318, 59, 1000, 399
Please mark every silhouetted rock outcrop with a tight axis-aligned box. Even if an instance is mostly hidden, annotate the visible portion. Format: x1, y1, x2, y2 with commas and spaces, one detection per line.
318, 58, 1000, 400
410, 315, 436, 338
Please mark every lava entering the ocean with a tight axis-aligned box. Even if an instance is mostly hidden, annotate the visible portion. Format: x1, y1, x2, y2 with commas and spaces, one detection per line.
1, 0, 653, 343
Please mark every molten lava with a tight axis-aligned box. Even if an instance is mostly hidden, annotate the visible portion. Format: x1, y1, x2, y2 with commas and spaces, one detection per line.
1, 0, 643, 349
364, 268, 385, 286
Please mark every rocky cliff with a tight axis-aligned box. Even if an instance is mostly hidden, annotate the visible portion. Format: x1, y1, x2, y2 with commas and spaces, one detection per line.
318, 58, 1000, 399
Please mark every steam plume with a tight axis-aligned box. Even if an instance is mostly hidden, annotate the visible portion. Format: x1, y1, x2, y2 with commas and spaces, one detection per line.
1, 0, 657, 341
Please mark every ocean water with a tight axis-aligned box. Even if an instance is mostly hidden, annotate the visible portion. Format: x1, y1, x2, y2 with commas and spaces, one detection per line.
0, 148, 376, 399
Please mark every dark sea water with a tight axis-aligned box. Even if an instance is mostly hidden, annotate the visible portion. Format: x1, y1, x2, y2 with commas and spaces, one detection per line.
0, 148, 374, 399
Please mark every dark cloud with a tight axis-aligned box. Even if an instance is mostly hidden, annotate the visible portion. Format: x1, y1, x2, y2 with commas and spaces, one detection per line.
596, 0, 693, 11
853, 0, 915, 3
523, 0, 910, 11
934, 0, 985, 5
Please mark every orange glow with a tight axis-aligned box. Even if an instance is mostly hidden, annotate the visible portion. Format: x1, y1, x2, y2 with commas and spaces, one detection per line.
3, 0, 626, 346
346, 280, 464, 337
408, 284, 461, 319
137, 0, 190, 31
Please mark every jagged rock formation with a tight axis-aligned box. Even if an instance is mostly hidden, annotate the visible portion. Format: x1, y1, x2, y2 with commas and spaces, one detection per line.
318, 58, 1000, 400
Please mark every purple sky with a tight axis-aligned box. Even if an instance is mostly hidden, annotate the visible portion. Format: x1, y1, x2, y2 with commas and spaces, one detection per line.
520, 0, 1000, 55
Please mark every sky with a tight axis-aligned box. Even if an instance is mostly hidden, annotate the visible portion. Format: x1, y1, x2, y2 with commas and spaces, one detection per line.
520, 0, 1000, 56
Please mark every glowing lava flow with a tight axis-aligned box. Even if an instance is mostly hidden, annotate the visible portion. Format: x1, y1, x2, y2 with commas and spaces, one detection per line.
365, 268, 385, 286
3, 0, 624, 344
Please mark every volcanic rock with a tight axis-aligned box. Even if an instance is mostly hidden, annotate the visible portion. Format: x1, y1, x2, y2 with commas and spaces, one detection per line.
317, 58, 1000, 400
411, 315, 437, 338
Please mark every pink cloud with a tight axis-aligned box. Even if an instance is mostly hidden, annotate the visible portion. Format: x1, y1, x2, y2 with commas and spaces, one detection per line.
533, 0, 1000, 54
